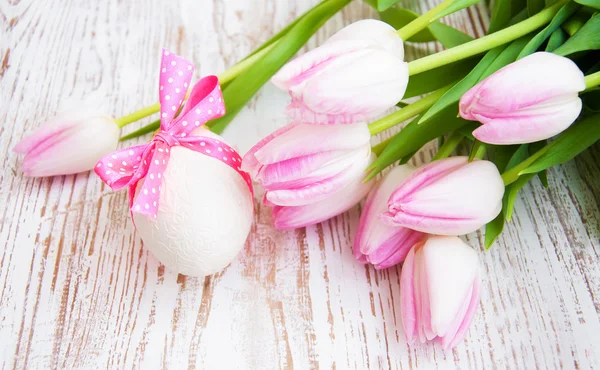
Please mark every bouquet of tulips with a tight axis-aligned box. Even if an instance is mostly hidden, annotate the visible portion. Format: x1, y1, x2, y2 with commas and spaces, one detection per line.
14, 0, 600, 350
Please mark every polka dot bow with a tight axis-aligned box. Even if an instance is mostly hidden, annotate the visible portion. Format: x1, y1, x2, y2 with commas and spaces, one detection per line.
95, 48, 253, 218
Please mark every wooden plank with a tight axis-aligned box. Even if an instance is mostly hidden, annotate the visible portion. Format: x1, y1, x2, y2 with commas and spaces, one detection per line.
0, 0, 598, 369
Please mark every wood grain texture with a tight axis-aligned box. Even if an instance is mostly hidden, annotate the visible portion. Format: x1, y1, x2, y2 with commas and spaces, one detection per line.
1, 0, 599, 369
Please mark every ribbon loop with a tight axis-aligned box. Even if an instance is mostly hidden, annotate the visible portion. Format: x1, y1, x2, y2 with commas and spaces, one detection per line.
95, 49, 253, 220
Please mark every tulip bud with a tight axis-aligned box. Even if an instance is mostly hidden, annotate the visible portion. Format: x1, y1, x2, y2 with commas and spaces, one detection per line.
14, 111, 120, 177
382, 157, 504, 235
271, 19, 408, 125
401, 236, 481, 350
242, 121, 374, 229
354, 165, 426, 269
460, 52, 585, 145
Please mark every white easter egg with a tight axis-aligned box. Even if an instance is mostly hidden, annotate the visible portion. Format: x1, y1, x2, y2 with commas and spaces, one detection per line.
133, 130, 254, 277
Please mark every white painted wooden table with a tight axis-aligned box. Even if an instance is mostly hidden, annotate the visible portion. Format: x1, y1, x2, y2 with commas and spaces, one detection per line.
1, 0, 599, 369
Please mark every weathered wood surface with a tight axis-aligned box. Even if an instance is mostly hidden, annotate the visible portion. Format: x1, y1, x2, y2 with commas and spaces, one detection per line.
1, 0, 599, 369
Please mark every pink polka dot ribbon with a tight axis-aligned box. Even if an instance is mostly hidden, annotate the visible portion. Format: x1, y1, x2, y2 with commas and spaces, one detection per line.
95, 48, 253, 218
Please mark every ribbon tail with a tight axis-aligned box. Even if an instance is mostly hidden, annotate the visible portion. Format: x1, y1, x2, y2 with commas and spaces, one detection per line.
130, 142, 170, 218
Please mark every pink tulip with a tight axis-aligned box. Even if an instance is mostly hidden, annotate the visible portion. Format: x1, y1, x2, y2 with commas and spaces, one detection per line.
271, 19, 408, 125
14, 111, 120, 177
460, 52, 585, 145
354, 165, 426, 269
242, 121, 374, 229
401, 236, 481, 350
382, 157, 504, 235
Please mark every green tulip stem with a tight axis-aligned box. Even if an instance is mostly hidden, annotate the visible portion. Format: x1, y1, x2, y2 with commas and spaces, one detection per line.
113, 43, 275, 129
396, 0, 455, 41
501, 147, 549, 185
368, 85, 452, 136
584, 70, 600, 90
431, 131, 464, 161
407, 1, 566, 76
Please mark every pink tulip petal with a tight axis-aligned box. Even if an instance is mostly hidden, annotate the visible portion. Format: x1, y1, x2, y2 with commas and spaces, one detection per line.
326, 19, 404, 59
354, 165, 425, 268
388, 157, 468, 206
252, 122, 370, 166
257, 148, 362, 190
272, 156, 375, 229
400, 242, 421, 343
461, 52, 585, 115
271, 39, 376, 91
266, 147, 370, 206
365, 229, 425, 269
386, 158, 504, 235
294, 49, 408, 125
241, 122, 300, 176
472, 97, 582, 144
19, 117, 120, 177
445, 274, 481, 350
381, 201, 502, 236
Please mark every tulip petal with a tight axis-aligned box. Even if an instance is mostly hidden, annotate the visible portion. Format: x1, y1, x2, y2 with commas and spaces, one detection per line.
272, 156, 375, 229
400, 243, 420, 343
22, 118, 120, 177
472, 96, 582, 144
354, 165, 425, 268
385, 158, 504, 235
444, 274, 481, 350
251, 122, 370, 166
365, 229, 425, 269
423, 237, 479, 338
326, 19, 404, 60
266, 146, 371, 206
388, 157, 468, 205
271, 39, 376, 91
241, 122, 300, 176
294, 49, 408, 124
13, 111, 98, 154
461, 52, 585, 116
257, 148, 362, 190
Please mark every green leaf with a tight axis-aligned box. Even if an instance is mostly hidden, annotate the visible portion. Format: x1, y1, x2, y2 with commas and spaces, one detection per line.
485, 210, 505, 249
366, 106, 472, 179
429, 21, 475, 48
207, 0, 351, 131
527, 0, 546, 15
506, 144, 531, 171
574, 0, 600, 9
488, 144, 522, 172
520, 113, 600, 174
379, 8, 435, 42
489, 0, 527, 33
431, 0, 482, 22
364, 0, 403, 11
503, 142, 547, 219
505, 172, 536, 220
554, 13, 600, 55
418, 36, 530, 125
546, 28, 569, 51
404, 58, 479, 98
518, 1, 580, 59
377, 0, 403, 11
379, 7, 474, 47
529, 140, 549, 186
538, 169, 549, 187
363, 0, 379, 10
